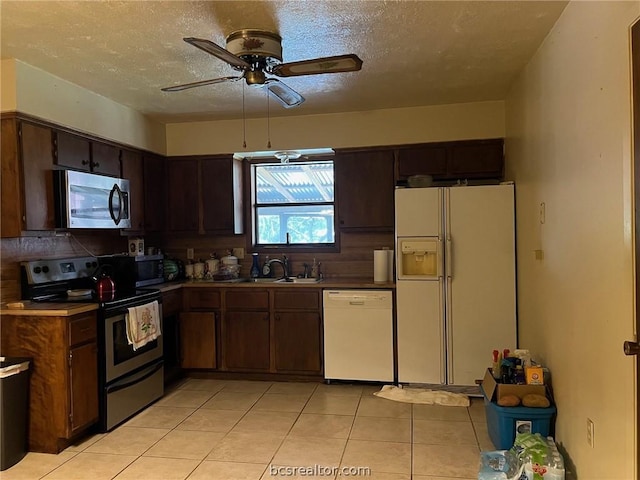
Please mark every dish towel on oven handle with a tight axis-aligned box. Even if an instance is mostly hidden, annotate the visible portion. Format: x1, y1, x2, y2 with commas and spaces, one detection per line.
126, 300, 161, 351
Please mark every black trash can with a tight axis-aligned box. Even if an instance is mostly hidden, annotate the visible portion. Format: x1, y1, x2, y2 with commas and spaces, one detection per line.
0, 357, 31, 471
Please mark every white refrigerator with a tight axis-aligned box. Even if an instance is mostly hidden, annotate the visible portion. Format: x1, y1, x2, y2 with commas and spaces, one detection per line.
395, 184, 516, 386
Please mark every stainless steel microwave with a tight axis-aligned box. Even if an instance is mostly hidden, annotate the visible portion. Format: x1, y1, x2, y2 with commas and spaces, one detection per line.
54, 170, 131, 229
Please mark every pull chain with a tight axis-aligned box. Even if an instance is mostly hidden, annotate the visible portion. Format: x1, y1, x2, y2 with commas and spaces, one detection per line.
266, 87, 271, 149
242, 83, 247, 148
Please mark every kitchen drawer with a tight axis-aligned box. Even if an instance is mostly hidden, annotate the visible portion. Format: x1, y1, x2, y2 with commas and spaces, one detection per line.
185, 289, 220, 310
225, 290, 269, 310
274, 289, 320, 310
162, 289, 183, 317
69, 314, 97, 346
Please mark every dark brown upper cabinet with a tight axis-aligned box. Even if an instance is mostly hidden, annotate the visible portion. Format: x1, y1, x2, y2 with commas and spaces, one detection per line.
334, 148, 395, 232
142, 153, 167, 232
396, 138, 504, 182
1, 117, 56, 237
121, 149, 144, 231
201, 156, 243, 235
54, 131, 121, 177
166, 155, 243, 234
167, 157, 199, 232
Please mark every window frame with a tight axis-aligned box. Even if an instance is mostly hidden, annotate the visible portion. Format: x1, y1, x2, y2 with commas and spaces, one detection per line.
247, 156, 340, 254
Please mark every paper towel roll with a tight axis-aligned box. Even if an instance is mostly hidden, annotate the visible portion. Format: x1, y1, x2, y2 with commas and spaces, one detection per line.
374, 250, 389, 283
387, 249, 394, 282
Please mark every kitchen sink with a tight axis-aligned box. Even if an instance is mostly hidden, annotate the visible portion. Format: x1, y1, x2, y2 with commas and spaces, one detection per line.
205, 278, 250, 283
275, 277, 323, 283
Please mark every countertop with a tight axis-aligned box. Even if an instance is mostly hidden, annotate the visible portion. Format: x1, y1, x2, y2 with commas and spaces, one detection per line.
2, 278, 395, 316
1, 301, 99, 317
164, 278, 395, 290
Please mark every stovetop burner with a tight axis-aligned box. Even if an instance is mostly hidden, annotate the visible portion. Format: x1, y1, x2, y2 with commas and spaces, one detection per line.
21, 256, 160, 310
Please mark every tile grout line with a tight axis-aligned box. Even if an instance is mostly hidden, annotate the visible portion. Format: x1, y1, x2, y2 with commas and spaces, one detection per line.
264, 382, 318, 471
333, 386, 363, 478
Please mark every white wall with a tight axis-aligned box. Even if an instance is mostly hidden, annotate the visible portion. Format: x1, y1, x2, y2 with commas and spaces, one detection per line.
166, 101, 505, 155
505, 2, 638, 478
2, 56, 505, 156
0, 59, 166, 154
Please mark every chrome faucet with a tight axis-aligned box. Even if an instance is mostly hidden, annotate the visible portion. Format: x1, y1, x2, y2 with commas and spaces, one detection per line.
267, 255, 290, 280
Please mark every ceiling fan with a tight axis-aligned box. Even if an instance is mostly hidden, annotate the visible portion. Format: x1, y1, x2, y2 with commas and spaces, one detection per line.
161, 29, 363, 108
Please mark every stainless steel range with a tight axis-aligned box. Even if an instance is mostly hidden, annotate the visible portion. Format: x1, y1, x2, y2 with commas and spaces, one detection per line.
21, 256, 164, 431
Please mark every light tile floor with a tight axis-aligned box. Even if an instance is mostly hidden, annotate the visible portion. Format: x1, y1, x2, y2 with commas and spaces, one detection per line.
2, 379, 495, 480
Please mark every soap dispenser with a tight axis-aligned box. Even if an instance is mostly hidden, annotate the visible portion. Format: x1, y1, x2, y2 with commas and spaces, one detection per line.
250, 253, 260, 279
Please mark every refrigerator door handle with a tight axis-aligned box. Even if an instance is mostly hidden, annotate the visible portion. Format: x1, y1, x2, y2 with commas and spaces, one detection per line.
437, 238, 444, 278
445, 237, 453, 279
440, 277, 448, 384
445, 275, 454, 384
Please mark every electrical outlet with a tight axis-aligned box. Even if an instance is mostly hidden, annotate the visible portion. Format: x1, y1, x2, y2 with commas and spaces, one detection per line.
233, 247, 245, 259
587, 418, 594, 448
186, 248, 194, 260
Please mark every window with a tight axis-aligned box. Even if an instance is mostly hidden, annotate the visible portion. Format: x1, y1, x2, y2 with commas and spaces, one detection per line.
252, 160, 335, 247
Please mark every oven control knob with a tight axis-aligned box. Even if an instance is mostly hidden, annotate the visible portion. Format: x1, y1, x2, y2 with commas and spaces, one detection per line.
42, 266, 49, 273
33, 266, 42, 274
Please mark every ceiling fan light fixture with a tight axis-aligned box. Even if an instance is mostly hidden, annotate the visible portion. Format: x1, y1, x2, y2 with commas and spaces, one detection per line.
274, 151, 302, 163
245, 70, 266, 85
226, 29, 283, 62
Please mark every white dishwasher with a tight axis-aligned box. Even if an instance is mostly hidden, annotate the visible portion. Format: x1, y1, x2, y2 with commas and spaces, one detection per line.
323, 290, 394, 382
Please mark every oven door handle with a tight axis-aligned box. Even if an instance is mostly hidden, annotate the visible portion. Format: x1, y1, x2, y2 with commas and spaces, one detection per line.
105, 361, 163, 394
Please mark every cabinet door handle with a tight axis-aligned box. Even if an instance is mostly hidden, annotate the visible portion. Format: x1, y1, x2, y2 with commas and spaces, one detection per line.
81, 160, 89, 166
92, 161, 100, 169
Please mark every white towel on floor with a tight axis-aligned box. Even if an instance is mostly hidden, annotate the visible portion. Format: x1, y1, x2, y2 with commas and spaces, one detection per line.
126, 300, 161, 350
374, 385, 470, 406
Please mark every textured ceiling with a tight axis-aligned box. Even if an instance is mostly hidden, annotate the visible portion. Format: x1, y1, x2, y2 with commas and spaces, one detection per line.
1, 1, 567, 124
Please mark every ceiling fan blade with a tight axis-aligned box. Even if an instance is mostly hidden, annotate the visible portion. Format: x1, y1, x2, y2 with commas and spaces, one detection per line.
161, 76, 241, 92
265, 79, 305, 108
183, 37, 251, 69
272, 54, 363, 77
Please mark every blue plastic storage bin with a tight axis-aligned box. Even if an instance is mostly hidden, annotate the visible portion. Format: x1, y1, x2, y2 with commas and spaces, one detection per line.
483, 391, 556, 450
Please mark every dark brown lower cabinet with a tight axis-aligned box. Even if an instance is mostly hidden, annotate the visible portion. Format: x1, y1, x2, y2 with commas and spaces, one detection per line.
179, 312, 216, 369
274, 311, 322, 374
69, 342, 99, 434
180, 286, 323, 376
223, 311, 270, 371
0, 311, 98, 453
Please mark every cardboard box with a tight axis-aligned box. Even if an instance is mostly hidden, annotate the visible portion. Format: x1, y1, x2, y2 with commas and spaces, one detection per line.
481, 368, 546, 402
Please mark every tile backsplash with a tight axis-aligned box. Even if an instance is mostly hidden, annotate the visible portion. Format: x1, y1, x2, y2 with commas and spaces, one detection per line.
0, 232, 126, 304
